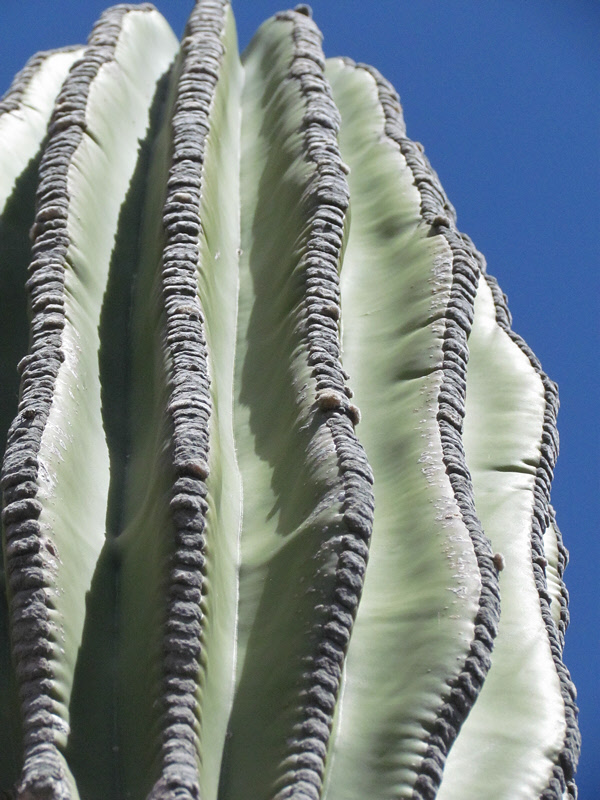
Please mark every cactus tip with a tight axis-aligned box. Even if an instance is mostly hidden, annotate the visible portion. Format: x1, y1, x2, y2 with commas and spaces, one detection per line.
294, 4, 313, 18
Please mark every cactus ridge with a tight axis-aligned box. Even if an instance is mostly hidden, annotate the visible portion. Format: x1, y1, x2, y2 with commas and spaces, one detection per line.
339, 60, 501, 800
0, 48, 80, 119
0, 2, 579, 799
484, 273, 580, 799
545, 508, 571, 650
1, 7, 154, 797
262, 11, 374, 800
149, 1, 227, 798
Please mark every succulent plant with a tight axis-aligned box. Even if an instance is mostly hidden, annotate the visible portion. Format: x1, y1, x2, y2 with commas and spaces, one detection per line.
0, 2, 580, 799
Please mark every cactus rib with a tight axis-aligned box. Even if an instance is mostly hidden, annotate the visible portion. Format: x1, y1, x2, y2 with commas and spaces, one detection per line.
148, 1, 227, 797
359, 61, 501, 800
483, 274, 580, 798
271, 10, 374, 798
321, 57, 500, 799
223, 9, 374, 798
1, 5, 179, 797
0, 48, 82, 119
1, 8, 144, 794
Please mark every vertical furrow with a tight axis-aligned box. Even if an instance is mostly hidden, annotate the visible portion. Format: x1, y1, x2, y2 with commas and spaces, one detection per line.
355, 62, 499, 800
0, 6, 179, 797
147, 2, 230, 797
1, 12, 135, 794
435, 268, 576, 799
0, 45, 83, 793
271, 14, 374, 797
228, 7, 373, 798
484, 274, 579, 799
325, 57, 501, 800
0, 45, 84, 458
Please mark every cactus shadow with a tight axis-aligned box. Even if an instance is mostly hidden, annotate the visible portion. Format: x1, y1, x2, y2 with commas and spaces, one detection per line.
237, 100, 324, 538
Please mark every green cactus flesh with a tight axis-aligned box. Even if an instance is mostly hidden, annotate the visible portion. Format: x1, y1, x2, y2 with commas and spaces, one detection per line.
0, 3, 579, 799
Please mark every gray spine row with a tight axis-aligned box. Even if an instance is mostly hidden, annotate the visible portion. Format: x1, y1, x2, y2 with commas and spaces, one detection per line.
0, 6, 155, 798
271, 9, 375, 800
344, 58, 502, 800
0, 47, 81, 117
148, 1, 228, 798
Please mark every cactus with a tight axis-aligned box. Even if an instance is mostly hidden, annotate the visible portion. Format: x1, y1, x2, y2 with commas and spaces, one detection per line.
0, 2, 580, 799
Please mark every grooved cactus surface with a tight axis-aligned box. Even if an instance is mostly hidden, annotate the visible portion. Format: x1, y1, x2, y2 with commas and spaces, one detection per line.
0, 3, 580, 799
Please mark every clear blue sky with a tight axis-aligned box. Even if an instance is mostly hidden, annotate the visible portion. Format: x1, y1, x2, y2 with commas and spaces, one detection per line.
1, 1, 598, 795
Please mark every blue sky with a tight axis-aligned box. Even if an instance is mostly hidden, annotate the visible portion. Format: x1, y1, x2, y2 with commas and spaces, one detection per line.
1, 1, 598, 795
